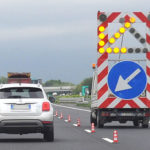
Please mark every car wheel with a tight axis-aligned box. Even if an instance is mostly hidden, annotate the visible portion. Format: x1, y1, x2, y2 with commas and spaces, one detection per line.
44, 126, 54, 142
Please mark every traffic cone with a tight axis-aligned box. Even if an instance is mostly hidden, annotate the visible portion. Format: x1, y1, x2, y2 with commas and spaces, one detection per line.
91, 123, 95, 133
60, 112, 63, 119
77, 118, 80, 127
55, 111, 58, 117
113, 130, 118, 143
68, 115, 71, 122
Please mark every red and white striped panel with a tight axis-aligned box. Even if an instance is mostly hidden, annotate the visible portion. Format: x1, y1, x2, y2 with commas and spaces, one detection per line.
97, 12, 150, 108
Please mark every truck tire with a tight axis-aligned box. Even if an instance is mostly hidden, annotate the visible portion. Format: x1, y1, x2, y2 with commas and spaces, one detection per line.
142, 118, 149, 128
142, 123, 149, 128
97, 110, 104, 128
90, 112, 97, 126
133, 120, 139, 127
44, 126, 54, 142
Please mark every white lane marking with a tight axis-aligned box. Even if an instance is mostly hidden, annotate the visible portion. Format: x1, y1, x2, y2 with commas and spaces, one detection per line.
102, 138, 113, 143
65, 120, 68, 122
53, 104, 90, 112
84, 129, 91, 133
73, 124, 78, 126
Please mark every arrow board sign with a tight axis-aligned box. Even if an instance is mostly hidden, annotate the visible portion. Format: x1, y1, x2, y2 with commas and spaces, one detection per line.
108, 61, 147, 99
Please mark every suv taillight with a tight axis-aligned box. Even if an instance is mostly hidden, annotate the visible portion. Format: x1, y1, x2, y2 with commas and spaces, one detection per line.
42, 102, 50, 111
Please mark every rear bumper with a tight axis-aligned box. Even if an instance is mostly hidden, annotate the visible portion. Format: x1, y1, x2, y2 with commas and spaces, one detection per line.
102, 116, 148, 121
0, 119, 53, 134
94, 108, 150, 122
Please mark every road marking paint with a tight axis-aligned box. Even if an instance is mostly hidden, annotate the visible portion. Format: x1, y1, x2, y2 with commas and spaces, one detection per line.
65, 120, 68, 122
53, 104, 90, 112
84, 129, 91, 133
73, 124, 78, 126
102, 138, 113, 143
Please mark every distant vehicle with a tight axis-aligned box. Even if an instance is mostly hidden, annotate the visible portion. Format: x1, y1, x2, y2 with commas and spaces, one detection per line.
48, 96, 56, 103
7, 72, 31, 83
0, 83, 54, 141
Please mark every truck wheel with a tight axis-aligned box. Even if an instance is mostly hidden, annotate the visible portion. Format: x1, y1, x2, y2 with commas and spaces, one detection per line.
44, 126, 54, 142
90, 112, 97, 126
142, 118, 149, 128
142, 124, 149, 128
133, 120, 139, 127
97, 110, 104, 128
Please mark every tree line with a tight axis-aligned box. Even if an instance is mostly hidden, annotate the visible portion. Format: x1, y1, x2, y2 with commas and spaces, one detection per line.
0, 76, 92, 95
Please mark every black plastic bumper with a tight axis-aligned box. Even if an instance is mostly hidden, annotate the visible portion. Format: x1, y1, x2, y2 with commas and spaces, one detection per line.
0, 120, 53, 134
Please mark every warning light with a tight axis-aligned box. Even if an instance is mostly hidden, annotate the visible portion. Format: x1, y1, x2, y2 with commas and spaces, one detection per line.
109, 38, 115, 44
130, 17, 136, 23
92, 64, 96, 69
99, 33, 105, 39
129, 28, 135, 33
143, 48, 148, 53
119, 27, 126, 34
119, 18, 125, 23
128, 48, 134, 53
99, 26, 105, 32
106, 47, 112, 53
135, 48, 141, 53
99, 14, 107, 22
140, 38, 146, 44
124, 22, 131, 28
121, 47, 127, 53
114, 32, 120, 39
99, 40, 105, 46
135, 33, 140, 39
99, 48, 105, 54
113, 47, 120, 53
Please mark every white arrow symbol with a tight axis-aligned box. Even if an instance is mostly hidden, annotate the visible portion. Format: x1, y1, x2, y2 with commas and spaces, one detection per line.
115, 68, 141, 92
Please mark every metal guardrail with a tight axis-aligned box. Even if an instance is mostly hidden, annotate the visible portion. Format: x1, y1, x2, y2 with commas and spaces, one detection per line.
43, 86, 76, 92
59, 97, 85, 103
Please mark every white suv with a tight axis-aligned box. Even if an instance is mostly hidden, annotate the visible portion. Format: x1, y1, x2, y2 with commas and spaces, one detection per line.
0, 83, 54, 142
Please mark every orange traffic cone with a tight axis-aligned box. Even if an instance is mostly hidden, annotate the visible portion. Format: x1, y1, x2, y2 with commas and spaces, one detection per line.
55, 111, 58, 117
91, 123, 95, 133
68, 115, 71, 122
60, 112, 63, 119
113, 130, 118, 143
77, 118, 80, 127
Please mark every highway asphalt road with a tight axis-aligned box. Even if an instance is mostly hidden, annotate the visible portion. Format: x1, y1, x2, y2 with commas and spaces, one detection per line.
0, 103, 150, 150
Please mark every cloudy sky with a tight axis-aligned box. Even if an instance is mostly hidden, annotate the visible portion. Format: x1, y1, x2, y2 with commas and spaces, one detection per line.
0, 0, 149, 84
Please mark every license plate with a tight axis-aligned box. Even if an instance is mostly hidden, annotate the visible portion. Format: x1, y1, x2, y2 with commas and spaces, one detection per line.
11, 104, 31, 110
119, 113, 134, 116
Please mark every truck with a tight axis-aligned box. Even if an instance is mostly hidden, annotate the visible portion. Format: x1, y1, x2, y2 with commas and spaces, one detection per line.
90, 11, 150, 128
8, 72, 31, 83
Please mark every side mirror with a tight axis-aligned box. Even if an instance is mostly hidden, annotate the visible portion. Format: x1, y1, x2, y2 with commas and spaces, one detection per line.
48, 96, 55, 103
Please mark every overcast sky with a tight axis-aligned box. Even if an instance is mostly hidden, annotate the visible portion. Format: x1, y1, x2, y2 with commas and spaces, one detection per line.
0, 0, 149, 84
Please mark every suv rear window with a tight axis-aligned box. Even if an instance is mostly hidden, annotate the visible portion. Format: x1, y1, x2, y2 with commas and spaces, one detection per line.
0, 87, 44, 99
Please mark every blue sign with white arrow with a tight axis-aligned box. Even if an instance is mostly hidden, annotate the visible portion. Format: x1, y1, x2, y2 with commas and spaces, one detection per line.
108, 61, 147, 99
